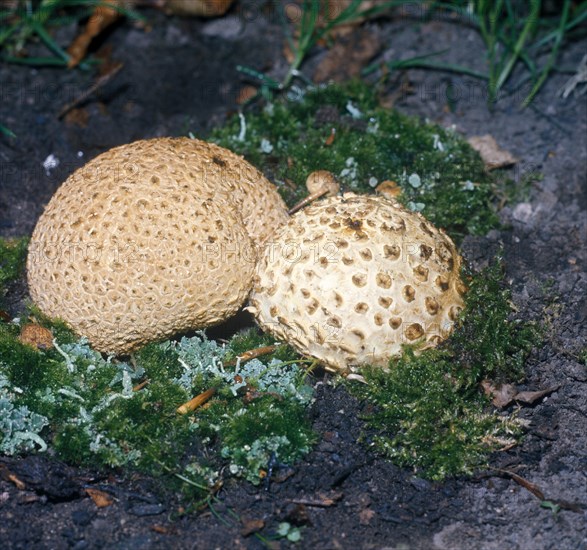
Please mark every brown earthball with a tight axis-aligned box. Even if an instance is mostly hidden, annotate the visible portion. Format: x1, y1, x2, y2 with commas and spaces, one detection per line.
249, 193, 466, 371
27, 137, 288, 355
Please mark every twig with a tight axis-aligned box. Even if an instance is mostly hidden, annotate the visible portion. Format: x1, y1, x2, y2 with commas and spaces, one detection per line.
224, 345, 280, 367
57, 62, 123, 119
288, 188, 330, 215
177, 387, 216, 415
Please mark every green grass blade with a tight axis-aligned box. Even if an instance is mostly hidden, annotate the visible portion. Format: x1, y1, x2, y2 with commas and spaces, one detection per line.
236, 65, 281, 90
0, 124, 16, 138
494, 0, 541, 92
387, 58, 489, 80
30, 19, 71, 63
0, 54, 69, 66
523, 0, 571, 107
532, 3, 587, 50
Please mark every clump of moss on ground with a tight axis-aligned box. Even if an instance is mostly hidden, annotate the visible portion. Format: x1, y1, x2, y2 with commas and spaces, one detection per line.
0, 237, 28, 306
210, 81, 499, 238
0, 299, 315, 500
348, 260, 540, 479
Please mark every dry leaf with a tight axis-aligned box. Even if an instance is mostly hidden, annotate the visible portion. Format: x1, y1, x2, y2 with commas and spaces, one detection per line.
19, 324, 53, 350
515, 386, 560, 405
467, 135, 518, 170
314, 28, 381, 83
85, 488, 114, 508
240, 517, 265, 537
481, 380, 518, 408
482, 380, 561, 408
375, 180, 401, 199
236, 85, 258, 105
66, 0, 122, 68
0, 464, 26, 491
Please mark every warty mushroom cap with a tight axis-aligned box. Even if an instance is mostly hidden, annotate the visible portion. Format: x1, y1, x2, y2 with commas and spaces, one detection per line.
27, 137, 288, 355
249, 193, 467, 372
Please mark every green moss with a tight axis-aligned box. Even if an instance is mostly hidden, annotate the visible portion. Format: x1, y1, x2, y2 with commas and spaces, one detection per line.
0, 237, 28, 305
348, 259, 540, 479
210, 81, 499, 238
0, 328, 314, 501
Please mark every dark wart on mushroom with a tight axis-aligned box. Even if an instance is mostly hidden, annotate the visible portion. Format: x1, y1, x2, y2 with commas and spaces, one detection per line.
27, 137, 289, 355
249, 193, 467, 372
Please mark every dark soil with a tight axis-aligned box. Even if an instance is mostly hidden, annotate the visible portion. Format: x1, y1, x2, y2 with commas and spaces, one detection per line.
1, 4, 586, 549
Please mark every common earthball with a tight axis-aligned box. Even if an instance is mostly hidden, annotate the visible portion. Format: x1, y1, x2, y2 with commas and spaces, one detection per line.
305, 170, 340, 197
27, 137, 288, 355
249, 193, 466, 371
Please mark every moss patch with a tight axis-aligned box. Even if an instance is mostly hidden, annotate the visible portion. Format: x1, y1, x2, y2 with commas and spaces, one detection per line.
210, 81, 499, 238
0, 326, 315, 501
0, 237, 28, 306
348, 260, 540, 479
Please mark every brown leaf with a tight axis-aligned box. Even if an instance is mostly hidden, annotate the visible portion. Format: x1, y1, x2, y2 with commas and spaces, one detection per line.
0, 464, 26, 491
19, 324, 53, 351
515, 386, 561, 405
314, 28, 381, 83
467, 135, 518, 170
240, 517, 265, 537
85, 488, 114, 508
482, 380, 561, 408
375, 180, 401, 199
481, 380, 518, 408
236, 85, 258, 105
66, 0, 122, 68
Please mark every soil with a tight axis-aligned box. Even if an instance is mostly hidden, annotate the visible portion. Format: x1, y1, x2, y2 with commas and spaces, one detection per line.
1, 3, 586, 549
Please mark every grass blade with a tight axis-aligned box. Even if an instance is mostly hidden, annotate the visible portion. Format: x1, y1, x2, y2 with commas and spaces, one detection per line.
494, 0, 540, 92
0, 124, 16, 138
523, 0, 571, 107
30, 19, 71, 63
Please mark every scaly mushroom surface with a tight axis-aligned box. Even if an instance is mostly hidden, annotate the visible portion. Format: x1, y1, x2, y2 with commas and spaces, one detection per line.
249, 193, 467, 371
27, 137, 288, 354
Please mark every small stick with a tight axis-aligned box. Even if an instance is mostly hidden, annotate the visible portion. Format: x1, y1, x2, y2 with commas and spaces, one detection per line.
224, 344, 279, 367
133, 379, 150, 392
58, 62, 123, 119
288, 188, 330, 215
177, 387, 216, 415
